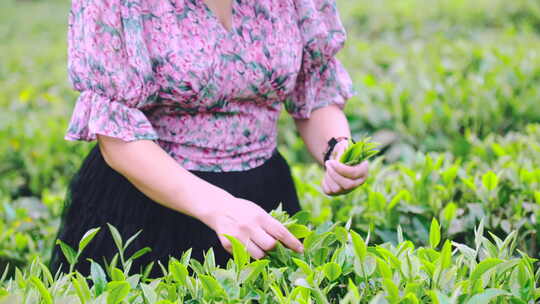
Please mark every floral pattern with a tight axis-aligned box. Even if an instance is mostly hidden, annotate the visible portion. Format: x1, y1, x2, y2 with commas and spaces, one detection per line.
65, 0, 357, 171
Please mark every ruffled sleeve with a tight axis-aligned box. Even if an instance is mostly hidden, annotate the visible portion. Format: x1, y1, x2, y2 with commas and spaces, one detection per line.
64, 0, 160, 142
284, 0, 358, 119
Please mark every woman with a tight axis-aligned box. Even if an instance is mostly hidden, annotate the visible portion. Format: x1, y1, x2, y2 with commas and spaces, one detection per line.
49, 0, 369, 278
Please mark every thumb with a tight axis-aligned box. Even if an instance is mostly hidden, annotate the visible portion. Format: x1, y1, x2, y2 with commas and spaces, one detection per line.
332, 140, 349, 161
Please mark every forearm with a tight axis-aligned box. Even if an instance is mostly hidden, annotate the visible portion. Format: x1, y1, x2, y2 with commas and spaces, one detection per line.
294, 104, 351, 166
96, 134, 230, 226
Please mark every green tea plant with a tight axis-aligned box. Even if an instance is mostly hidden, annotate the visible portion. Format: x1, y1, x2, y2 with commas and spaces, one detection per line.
293, 124, 540, 258
339, 137, 380, 166
0, 209, 538, 303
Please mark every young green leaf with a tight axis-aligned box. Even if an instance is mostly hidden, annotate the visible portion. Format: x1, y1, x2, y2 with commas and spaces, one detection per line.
223, 234, 249, 269
78, 227, 101, 254
90, 260, 107, 296
199, 274, 226, 299
382, 278, 400, 303
106, 281, 130, 304
56, 239, 77, 267
29, 276, 52, 304
287, 224, 311, 239
350, 230, 367, 262
323, 262, 342, 281
430, 218, 441, 249
339, 137, 380, 166
464, 288, 509, 304
110, 267, 125, 282
470, 258, 503, 282
169, 259, 188, 285
106, 224, 124, 255
240, 259, 270, 283
376, 258, 392, 280
72, 272, 91, 304
482, 171, 499, 191
292, 258, 313, 276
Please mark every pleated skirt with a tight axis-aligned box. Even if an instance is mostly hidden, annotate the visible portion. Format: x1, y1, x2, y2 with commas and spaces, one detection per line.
48, 143, 301, 278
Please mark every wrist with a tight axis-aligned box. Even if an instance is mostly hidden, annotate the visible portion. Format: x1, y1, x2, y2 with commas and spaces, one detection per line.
191, 186, 235, 230
323, 136, 352, 167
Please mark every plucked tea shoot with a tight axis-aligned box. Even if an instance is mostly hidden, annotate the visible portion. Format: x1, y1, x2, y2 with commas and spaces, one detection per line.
339, 136, 380, 166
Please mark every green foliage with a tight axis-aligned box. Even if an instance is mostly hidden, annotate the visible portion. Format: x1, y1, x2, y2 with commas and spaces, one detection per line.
293, 125, 540, 258
0, 219, 538, 303
339, 137, 380, 166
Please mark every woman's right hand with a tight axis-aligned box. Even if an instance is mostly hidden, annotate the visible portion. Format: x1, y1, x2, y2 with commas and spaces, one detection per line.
202, 194, 304, 259
96, 135, 301, 259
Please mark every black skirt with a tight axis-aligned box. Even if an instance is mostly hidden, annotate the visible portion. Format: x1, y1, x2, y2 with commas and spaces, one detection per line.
48, 143, 301, 278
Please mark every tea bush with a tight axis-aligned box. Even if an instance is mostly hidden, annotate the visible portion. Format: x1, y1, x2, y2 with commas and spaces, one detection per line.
294, 124, 540, 257
0, 210, 538, 303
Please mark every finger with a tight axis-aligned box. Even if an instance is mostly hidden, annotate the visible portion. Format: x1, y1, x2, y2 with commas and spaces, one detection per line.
332, 140, 349, 160
250, 227, 277, 252
322, 177, 331, 195
262, 217, 303, 253
326, 162, 358, 191
217, 233, 233, 254
325, 171, 342, 194
245, 239, 266, 260
330, 159, 369, 179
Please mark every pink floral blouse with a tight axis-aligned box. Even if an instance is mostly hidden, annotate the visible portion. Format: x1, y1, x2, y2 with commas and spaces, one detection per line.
65, 0, 357, 171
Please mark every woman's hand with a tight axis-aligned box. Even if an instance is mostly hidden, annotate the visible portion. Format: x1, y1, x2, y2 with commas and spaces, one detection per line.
203, 195, 304, 260
322, 140, 369, 196
96, 135, 302, 260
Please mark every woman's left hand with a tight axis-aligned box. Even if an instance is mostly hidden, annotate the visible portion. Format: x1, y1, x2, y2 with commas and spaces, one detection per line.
322, 140, 369, 196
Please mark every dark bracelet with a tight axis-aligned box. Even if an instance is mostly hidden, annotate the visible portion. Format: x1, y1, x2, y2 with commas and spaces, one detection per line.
323, 136, 353, 165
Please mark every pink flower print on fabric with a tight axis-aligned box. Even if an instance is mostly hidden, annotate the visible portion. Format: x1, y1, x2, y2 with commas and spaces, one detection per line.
64, 0, 358, 172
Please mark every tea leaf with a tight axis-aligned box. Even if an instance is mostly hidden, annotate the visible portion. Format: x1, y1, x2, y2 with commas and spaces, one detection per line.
347, 278, 360, 301
29, 276, 52, 304
340, 137, 380, 165
128, 247, 151, 262
288, 224, 312, 239
464, 288, 508, 304
223, 234, 249, 269
403, 292, 420, 304
90, 260, 107, 296
382, 278, 399, 303
140, 283, 157, 303
123, 230, 143, 252
169, 259, 188, 285
388, 189, 410, 211
106, 281, 130, 304
439, 240, 452, 270
241, 259, 269, 283
482, 171, 499, 191
110, 267, 125, 282
376, 258, 392, 280
106, 224, 124, 255
430, 218, 441, 249
199, 274, 226, 299
56, 239, 77, 266
470, 258, 503, 282
292, 258, 313, 276
323, 262, 341, 281
78, 227, 101, 254
350, 230, 367, 262
72, 272, 91, 304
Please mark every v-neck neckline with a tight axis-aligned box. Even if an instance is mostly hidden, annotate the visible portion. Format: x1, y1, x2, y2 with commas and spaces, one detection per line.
199, 0, 237, 36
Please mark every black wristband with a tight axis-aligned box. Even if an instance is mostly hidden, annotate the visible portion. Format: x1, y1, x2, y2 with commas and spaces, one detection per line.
323, 136, 353, 164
